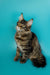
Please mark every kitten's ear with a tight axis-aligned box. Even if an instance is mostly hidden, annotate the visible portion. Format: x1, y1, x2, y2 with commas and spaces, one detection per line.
19, 13, 24, 21
27, 19, 33, 27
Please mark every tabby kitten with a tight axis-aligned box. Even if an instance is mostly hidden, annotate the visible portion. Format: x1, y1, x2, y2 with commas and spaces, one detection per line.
14, 13, 46, 67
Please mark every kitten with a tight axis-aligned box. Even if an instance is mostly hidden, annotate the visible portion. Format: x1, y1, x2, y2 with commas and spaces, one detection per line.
14, 13, 46, 67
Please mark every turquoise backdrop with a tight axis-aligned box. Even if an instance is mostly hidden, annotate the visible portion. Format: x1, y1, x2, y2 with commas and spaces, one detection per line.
0, 0, 50, 75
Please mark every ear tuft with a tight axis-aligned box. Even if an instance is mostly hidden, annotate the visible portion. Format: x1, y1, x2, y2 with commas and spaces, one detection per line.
21, 13, 23, 15
19, 13, 23, 21
27, 19, 33, 27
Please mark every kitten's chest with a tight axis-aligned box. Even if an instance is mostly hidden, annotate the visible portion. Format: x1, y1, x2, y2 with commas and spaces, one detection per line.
17, 41, 32, 53
16, 38, 31, 52
17, 42, 23, 52
15, 32, 32, 52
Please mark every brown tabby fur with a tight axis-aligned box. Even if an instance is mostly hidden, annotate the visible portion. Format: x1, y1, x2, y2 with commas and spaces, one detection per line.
14, 13, 46, 67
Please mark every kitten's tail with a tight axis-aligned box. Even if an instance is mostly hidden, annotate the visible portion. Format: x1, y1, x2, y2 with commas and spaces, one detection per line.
31, 55, 46, 68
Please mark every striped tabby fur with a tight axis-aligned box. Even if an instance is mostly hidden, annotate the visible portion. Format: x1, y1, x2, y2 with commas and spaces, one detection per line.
14, 13, 46, 67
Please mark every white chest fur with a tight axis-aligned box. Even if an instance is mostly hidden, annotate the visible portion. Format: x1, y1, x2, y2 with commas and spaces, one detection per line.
17, 43, 24, 52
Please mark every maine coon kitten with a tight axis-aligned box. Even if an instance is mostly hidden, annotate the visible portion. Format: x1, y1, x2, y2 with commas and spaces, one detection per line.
14, 13, 46, 67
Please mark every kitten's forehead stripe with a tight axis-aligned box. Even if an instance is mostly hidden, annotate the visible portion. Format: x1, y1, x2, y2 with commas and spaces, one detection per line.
17, 19, 27, 25
20, 20, 27, 25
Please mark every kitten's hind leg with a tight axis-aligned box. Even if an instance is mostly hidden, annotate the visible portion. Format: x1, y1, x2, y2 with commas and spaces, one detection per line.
14, 47, 20, 61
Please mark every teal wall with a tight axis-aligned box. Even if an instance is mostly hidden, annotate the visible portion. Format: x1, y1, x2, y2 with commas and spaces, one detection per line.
0, 0, 50, 75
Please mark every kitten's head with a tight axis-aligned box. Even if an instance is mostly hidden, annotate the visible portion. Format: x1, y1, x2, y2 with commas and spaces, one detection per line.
16, 13, 33, 32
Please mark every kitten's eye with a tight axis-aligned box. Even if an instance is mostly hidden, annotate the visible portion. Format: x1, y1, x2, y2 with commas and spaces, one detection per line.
22, 26, 26, 28
22, 26, 25, 27
19, 26, 22, 27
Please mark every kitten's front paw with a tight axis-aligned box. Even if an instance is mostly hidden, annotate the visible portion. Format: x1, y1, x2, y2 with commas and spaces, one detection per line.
14, 56, 19, 61
20, 59, 26, 63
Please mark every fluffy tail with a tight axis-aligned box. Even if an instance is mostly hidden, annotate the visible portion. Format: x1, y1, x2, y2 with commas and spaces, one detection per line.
31, 55, 46, 68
